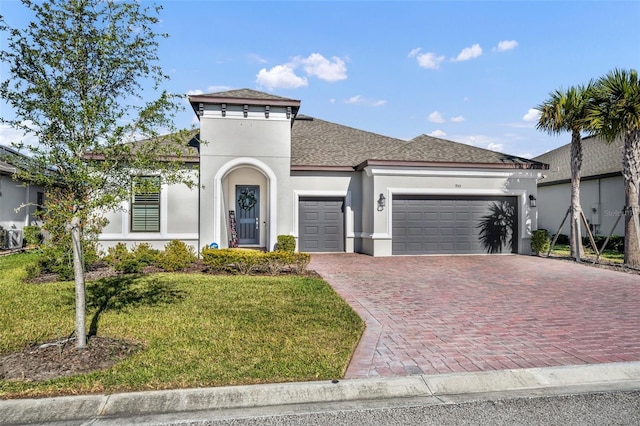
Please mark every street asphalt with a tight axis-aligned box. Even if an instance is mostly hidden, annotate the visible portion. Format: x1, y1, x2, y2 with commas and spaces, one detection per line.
1, 361, 639, 425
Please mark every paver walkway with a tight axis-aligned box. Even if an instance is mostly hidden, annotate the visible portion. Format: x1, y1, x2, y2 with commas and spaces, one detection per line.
309, 254, 640, 379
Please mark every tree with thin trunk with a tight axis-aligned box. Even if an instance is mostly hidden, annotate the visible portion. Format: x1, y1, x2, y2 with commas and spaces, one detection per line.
0, 0, 196, 348
536, 84, 593, 261
586, 68, 640, 266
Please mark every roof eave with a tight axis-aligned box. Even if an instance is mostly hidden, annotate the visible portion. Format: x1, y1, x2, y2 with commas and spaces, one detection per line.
290, 165, 355, 172
355, 159, 549, 171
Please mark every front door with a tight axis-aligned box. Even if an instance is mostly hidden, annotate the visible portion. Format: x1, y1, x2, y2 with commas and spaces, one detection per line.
236, 185, 260, 245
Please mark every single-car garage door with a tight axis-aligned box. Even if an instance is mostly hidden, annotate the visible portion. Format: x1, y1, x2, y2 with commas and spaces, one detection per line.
392, 195, 518, 255
299, 197, 345, 252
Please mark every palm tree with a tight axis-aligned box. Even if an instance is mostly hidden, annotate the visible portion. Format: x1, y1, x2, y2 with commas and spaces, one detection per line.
536, 84, 593, 260
587, 69, 640, 266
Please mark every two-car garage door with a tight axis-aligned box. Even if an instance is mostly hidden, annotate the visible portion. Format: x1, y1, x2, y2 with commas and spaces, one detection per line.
392, 195, 518, 255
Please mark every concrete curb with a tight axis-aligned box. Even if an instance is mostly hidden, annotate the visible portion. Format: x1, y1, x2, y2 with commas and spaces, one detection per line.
2, 362, 640, 425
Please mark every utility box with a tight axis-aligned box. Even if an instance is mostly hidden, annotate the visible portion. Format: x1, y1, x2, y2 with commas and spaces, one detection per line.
5, 229, 23, 249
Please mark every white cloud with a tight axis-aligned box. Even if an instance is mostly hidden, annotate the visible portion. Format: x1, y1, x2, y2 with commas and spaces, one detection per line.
345, 95, 386, 107
495, 40, 518, 52
408, 47, 422, 58
488, 142, 504, 152
0, 122, 38, 147
294, 53, 347, 82
428, 129, 447, 137
416, 52, 445, 69
453, 44, 483, 62
516, 152, 533, 159
256, 65, 308, 90
186, 85, 232, 96
523, 108, 541, 122
428, 111, 445, 123
247, 53, 268, 64
450, 115, 465, 123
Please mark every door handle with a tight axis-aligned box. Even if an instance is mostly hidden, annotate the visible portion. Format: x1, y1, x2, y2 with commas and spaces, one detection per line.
256, 217, 259, 230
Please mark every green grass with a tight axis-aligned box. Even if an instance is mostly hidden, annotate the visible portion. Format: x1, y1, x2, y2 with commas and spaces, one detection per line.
549, 244, 625, 263
0, 252, 364, 398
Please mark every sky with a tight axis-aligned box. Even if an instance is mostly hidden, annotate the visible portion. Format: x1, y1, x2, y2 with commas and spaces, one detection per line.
1, 0, 639, 159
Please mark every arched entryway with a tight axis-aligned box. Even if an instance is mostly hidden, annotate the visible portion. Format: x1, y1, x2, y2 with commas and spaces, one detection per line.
213, 158, 278, 250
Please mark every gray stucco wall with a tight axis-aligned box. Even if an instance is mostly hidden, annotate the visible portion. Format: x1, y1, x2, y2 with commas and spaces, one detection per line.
0, 174, 43, 230
537, 175, 625, 237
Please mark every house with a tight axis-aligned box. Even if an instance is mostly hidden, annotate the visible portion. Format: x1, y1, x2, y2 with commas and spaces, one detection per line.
0, 145, 45, 247
534, 135, 626, 237
99, 89, 546, 256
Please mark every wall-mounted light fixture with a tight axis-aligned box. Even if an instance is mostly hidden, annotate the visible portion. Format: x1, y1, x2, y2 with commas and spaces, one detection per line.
377, 193, 386, 211
243, 104, 249, 118
221, 103, 226, 117
265, 105, 270, 119
529, 194, 537, 208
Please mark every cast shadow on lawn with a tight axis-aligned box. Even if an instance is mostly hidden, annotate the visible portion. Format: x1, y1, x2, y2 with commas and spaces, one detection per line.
80, 275, 186, 337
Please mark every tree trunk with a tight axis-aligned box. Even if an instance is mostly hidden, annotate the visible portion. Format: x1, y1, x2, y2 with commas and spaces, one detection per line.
70, 216, 87, 349
570, 131, 584, 261
623, 131, 640, 266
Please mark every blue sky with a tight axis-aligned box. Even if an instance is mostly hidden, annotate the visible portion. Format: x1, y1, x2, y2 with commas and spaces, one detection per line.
1, 1, 639, 158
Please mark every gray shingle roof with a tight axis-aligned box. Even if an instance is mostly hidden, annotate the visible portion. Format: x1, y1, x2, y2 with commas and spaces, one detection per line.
291, 116, 546, 169
199, 88, 298, 102
533, 135, 623, 185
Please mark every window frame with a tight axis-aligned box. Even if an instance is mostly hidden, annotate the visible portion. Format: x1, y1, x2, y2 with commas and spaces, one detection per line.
130, 176, 161, 233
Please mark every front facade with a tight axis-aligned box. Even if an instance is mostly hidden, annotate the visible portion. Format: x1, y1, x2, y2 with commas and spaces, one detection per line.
534, 136, 626, 237
101, 89, 546, 256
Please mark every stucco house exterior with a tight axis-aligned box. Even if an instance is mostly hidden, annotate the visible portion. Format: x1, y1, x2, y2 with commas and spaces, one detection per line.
99, 89, 546, 256
534, 136, 626, 237
0, 145, 45, 247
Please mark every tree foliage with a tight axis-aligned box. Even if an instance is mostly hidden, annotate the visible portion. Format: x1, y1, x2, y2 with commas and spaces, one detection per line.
0, 0, 197, 347
587, 68, 640, 265
536, 83, 593, 261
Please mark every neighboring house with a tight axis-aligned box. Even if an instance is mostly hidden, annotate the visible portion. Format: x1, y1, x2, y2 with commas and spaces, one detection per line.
0, 145, 45, 246
100, 89, 547, 256
534, 136, 626, 237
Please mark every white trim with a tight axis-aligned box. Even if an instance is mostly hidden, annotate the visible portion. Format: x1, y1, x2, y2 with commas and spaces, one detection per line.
365, 166, 541, 180
385, 188, 529, 250
293, 189, 354, 240
100, 233, 199, 241
214, 158, 278, 250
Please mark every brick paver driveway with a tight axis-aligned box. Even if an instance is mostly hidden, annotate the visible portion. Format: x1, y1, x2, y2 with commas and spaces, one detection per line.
309, 254, 640, 378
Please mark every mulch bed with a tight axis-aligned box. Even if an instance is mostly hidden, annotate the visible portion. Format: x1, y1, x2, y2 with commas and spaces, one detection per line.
0, 336, 140, 382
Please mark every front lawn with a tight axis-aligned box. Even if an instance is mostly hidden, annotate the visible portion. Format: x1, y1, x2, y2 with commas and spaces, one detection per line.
0, 252, 364, 398
549, 244, 625, 263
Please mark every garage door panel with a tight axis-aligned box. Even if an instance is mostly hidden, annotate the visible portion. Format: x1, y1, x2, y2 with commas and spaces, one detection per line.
392, 195, 518, 255
299, 197, 345, 253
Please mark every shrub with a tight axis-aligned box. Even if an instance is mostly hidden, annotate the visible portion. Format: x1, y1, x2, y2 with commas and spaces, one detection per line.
157, 240, 196, 272
132, 243, 160, 266
554, 233, 570, 245
25, 262, 41, 280
587, 235, 624, 253
531, 229, 550, 255
104, 242, 130, 268
276, 235, 296, 252
201, 248, 310, 275
23, 226, 42, 246
37, 239, 100, 281
117, 257, 142, 274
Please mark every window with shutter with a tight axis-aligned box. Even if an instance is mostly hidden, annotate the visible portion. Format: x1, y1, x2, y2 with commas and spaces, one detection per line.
131, 176, 160, 232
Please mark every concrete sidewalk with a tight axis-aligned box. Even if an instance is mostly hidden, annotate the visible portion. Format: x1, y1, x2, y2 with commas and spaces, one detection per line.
2, 361, 640, 425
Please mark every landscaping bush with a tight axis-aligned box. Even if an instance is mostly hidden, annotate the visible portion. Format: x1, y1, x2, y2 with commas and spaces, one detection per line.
157, 240, 196, 272
586, 235, 624, 253
276, 235, 296, 252
201, 247, 310, 275
36, 239, 100, 281
132, 242, 160, 266
104, 242, 130, 267
22, 225, 42, 246
553, 233, 570, 245
531, 229, 550, 255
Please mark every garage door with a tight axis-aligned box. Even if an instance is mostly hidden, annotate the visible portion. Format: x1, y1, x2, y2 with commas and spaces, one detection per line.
392, 195, 518, 255
299, 197, 345, 252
